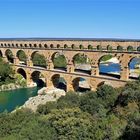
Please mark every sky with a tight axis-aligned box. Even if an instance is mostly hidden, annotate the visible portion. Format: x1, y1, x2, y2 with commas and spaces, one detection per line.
0, 0, 140, 39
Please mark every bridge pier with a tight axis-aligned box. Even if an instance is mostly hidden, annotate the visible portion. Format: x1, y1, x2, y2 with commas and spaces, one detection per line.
13, 57, 20, 65
26, 60, 33, 67
67, 83, 74, 92
48, 61, 54, 70
120, 67, 129, 80
91, 65, 99, 76
46, 77, 53, 88
26, 69, 33, 86
67, 63, 74, 73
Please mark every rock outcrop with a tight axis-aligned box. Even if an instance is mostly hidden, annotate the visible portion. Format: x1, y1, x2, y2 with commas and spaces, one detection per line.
22, 87, 66, 112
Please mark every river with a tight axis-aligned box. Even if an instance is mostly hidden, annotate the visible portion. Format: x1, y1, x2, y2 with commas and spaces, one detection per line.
0, 87, 38, 113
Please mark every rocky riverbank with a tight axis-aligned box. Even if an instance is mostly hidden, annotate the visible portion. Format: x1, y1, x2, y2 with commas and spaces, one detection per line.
21, 87, 66, 112
0, 83, 26, 92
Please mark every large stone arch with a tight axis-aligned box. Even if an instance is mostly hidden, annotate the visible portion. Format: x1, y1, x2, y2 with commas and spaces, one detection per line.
98, 54, 121, 79
72, 53, 91, 74
16, 50, 27, 65
51, 74, 67, 91
72, 77, 91, 92
17, 68, 27, 79
31, 51, 47, 68
51, 52, 67, 71
31, 70, 46, 87
5, 49, 14, 63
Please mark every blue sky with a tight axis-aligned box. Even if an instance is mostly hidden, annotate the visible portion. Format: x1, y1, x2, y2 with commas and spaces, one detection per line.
0, 0, 140, 39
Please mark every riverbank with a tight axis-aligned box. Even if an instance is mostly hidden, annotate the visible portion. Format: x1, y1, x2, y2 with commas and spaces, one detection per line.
0, 83, 26, 92
20, 87, 66, 112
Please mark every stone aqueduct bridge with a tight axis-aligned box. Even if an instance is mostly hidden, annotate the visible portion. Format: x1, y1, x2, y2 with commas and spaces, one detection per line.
0, 38, 140, 91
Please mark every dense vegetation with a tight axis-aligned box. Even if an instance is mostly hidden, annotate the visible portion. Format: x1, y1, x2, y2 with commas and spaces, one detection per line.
0, 58, 15, 86
0, 81, 140, 139
0, 57, 26, 90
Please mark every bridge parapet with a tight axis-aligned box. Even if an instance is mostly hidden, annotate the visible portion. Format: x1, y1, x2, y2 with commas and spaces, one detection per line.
0, 39, 140, 51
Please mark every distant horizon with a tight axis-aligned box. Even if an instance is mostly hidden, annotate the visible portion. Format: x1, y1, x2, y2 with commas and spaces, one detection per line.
0, 37, 140, 41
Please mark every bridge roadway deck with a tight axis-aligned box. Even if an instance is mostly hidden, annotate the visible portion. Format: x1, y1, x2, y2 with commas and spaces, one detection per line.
14, 64, 127, 82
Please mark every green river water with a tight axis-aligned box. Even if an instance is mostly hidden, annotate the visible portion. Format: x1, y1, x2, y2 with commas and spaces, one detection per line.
0, 87, 39, 113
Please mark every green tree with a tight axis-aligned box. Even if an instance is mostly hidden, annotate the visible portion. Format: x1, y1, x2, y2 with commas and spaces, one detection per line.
42, 108, 95, 140
80, 91, 107, 117
121, 117, 140, 140
96, 85, 118, 108
37, 101, 57, 115
57, 92, 80, 109
0, 58, 15, 85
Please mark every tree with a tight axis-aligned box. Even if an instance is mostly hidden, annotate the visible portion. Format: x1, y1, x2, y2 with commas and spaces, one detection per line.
0, 109, 57, 140
57, 92, 80, 109
37, 101, 57, 115
42, 108, 95, 140
121, 117, 140, 140
0, 58, 15, 85
96, 85, 118, 108
80, 91, 107, 117
95, 114, 127, 140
